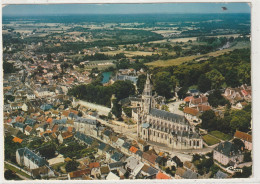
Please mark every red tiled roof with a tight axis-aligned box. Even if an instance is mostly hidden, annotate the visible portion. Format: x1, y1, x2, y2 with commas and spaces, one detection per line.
129, 146, 138, 154
46, 118, 53, 124
234, 130, 252, 143
156, 172, 171, 179
183, 107, 199, 116
197, 104, 211, 112
89, 162, 100, 169
25, 125, 32, 133
191, 97, 208, 105
184, 96, 194, 102
12, 137, 23, 143
62, 111, 70, 117
69, 169, 91, 178
61, 131, 73, 139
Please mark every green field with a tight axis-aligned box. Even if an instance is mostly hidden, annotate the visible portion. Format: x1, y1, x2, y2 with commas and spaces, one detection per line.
209, 131, 233, 141
146, 41, 250, 67
202, 135, 221, 146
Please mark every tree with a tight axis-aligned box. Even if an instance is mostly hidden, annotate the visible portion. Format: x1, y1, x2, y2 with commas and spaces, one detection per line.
153, 72, 173, 98
111, 99, 122, 118
206, 69, 225, 89
3, 62, 16, 74
238, 63, 251, 85
225, 70, 240, 88
232, 138, 245, 151
4, 170, 20, 180
123, 107, 132, 117
173, 45, 182, 56
39, 144, 56, 159
47, 53, 52, 62
137, 74, 146, 94
200, 110, 217, 131
230, 110, 251, 132
232, 166, 252, 178
208, 90, 229, 108
197, 74, 211, 93
112, 80, 135, 100
244, 151, 252, 162
177, 86, 188, 100
65, 160, 79, 172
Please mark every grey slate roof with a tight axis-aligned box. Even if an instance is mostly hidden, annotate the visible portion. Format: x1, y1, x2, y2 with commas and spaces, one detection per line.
98, 142, 107, 151
136, 150, 143, 157
104, 129, 112, 137
147, 166, 158, 176
150, 108, 188, 125
214, 141, 242, 157
108, 161, 124, 170
111, 152, 124, 162
182, 169, 198, 179
75, 117, 97, 125
17, 147, 48, 167
13, 122, 26, 129
122, 142, 131, 149
215, 170, 228, 179
75, 131, 93, 145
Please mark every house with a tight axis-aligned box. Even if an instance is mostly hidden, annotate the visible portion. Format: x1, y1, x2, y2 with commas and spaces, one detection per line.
115, 136, 125, 149
100, 165, 110, 179
74, 117, 99, 137
111, 152, 124, 163
68, 169, 91, 180
75, 132, 93, 146
129, 146, 138, 156
125, 156, 142, 174
183, 107, 201, 124
122, 142, 131, 154
31, 165, 55, 179
98, 142, 107, 155
214, 170, 228, 179
175, 167, 186, 179
183, 161, 197, 172
189, 96, 209, 108
234, 130, 252, 151
187, 89, 200, 96
142, 149, 158, 166
155, 156, 167, 168
89, 162, 100, 169
182, 169, 199, 179
106, 171, 120, 180
213, 141, 244, 166
12, 137, 23, 144
16, 147, 48, 170
103, 129, 112, 143
108, 162, 124, 171
12, 122, 26, 132
57, 131, 73, 144
140, 165, 158, 179
137, 139, 150, 152
24, 125, 33, 135
156, 172, 171, 179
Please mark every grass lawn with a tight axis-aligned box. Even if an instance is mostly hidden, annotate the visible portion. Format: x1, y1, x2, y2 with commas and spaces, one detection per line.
202, 135, 221, 146
209, 131, 233, 141
4, 163, 31, 179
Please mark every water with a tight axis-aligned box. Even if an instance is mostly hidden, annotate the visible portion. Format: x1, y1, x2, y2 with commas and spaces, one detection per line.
101, 72, 112, 84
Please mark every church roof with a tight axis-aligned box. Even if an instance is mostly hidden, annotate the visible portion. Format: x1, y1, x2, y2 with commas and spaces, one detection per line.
150, 108, 188, 125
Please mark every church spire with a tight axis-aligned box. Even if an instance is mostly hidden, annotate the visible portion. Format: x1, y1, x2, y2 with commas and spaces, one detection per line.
143, 74, 152, 97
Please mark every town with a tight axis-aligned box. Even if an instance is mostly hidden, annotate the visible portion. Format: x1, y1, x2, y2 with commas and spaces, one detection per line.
3, 8, 252, 180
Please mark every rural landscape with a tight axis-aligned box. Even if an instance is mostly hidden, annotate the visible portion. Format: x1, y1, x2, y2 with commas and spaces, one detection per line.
2, 3, 252, 180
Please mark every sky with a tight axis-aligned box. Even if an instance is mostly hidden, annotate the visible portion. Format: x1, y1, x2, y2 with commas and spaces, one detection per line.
2, 3, 250, 16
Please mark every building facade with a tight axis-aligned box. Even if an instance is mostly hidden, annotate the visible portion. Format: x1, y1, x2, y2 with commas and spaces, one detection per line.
134, 75, 203, 150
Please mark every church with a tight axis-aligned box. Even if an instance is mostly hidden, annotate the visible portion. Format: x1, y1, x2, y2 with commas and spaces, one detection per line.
132, 75, 203, 150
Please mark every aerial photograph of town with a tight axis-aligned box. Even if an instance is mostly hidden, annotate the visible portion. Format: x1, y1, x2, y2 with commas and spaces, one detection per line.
2, 3, 252, 180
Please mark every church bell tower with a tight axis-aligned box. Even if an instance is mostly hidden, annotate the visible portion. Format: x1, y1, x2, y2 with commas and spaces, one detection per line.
142, 74, 152, 114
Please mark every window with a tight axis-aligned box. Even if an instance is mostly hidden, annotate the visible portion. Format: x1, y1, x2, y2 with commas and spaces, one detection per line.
158, 133, 160, 137
170, 138, 172, 144
197, 141, 199, 146
143, 130, 145, 135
